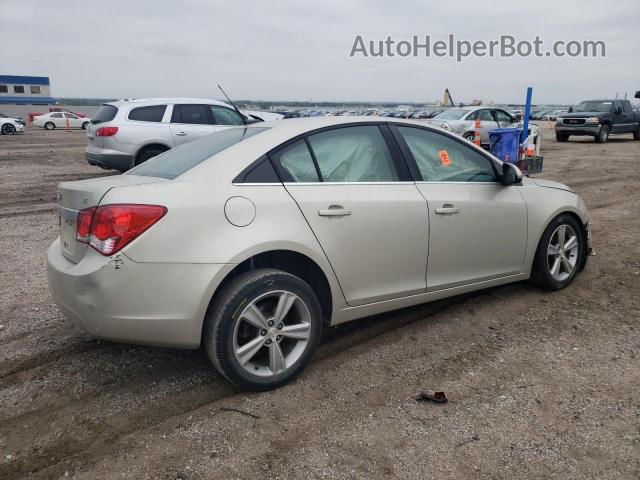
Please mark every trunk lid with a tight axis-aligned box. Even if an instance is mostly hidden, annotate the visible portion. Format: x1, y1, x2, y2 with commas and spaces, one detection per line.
57, 175, 165, 263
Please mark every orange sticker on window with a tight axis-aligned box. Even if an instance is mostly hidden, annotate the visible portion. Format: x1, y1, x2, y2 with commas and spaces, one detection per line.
439, 149, 451, 166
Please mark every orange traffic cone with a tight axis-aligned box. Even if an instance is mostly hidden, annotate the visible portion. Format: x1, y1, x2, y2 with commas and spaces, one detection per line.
473, 119, 481, 146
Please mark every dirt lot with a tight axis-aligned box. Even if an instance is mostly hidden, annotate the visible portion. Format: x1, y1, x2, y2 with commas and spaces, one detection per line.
1, 127, 639, 480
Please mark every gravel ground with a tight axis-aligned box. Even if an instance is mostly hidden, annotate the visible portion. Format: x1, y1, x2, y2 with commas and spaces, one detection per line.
0, 127, 639, 480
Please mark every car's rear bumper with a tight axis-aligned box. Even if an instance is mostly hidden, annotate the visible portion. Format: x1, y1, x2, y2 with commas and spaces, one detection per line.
85, 147, 134, 171
555, 125, 601, 136
47, 238, 231, 348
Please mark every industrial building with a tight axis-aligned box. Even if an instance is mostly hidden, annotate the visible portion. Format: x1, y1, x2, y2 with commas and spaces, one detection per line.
0, 75, 56, 105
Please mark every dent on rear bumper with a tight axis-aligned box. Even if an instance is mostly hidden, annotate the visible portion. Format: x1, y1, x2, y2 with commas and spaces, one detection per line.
47, 238, 232, 348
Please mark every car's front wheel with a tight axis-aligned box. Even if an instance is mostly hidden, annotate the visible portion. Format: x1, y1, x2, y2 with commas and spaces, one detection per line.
531, 215, 585, 291
595, 124, 609, 143
1, 123, 16, 135
555, 133, 569, 142
203, 269, 323, 390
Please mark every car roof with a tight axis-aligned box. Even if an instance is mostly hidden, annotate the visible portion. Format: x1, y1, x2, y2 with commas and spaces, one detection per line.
180, 116, 496, 181
106, 97, 232, 107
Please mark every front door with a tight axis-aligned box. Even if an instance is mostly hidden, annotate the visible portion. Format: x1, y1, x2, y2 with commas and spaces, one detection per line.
169, 104, 217, 146
271, 125, 429, 306
392, 125, 528, 291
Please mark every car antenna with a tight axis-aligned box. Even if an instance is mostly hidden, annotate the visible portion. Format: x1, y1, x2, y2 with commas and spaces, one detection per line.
218, 84, 247, 123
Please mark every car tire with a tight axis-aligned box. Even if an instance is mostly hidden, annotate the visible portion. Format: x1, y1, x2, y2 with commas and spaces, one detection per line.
530, 214, 585, 291
135, 146, 167, 166
203, 268, 323, 391
595, 124, 609, 143
463, 132, 475, 142
82, 122, 89, 130
555, 133, 569, 142
44, 122, 55, 130
1, 123, 16, 135
633, 124, 640, 141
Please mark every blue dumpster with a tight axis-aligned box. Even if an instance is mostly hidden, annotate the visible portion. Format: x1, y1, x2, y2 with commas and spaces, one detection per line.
489, 128, 521, 163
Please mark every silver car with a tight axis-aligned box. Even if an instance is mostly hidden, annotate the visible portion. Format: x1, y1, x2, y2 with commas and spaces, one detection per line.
48, 117, 591, 390
85, 98, 254, 172
427, 106, 526, 146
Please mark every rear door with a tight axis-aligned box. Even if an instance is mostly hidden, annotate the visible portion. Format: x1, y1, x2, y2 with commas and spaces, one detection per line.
611, 101, 626, 133
50, 112, 65, 127
392, 125, 527, 291
466, 109, 498, 144
272, 124, 429, 306
169, 104, 216, 146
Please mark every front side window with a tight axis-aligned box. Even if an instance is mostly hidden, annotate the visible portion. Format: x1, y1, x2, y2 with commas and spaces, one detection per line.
397, 126, 496, 182
171, 104, 212, 125
271, 140, 319, 182
307, 126, 399, 182
13, 86, 25, 94
210, 105, 244, 126
128, 105, 167, 122
30, 86, 41, 94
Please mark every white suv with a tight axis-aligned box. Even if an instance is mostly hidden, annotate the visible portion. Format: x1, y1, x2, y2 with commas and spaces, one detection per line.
86, 98, 260, 171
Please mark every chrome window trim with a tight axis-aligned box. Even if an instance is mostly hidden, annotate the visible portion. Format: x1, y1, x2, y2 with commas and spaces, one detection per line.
283, 181, 416, 186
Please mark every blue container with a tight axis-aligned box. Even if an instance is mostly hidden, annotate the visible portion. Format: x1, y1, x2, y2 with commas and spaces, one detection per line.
489, 128, 521, 163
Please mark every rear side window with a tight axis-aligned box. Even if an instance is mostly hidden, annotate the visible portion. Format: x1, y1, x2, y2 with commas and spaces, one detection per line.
307, 126, 399, 182
130, 127, 269, 180
92, 105, 118, 124
171, 104, 212, 125
209, 105, 245, 126
271, 140, 319, 182
128, 105, 167, 122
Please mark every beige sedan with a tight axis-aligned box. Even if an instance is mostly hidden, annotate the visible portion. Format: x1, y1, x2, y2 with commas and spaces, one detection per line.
47, 117, 591, 390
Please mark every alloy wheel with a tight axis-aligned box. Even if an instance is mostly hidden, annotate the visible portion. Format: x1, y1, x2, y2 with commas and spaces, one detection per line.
547, 224, 579, 281
232, 290, 312, 377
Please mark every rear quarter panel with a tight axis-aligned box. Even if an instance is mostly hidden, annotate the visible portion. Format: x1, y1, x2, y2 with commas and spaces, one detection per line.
99, 177, 347, 313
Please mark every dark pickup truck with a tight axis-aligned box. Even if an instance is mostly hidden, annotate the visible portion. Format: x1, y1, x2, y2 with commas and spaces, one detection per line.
555, 99, 640, 143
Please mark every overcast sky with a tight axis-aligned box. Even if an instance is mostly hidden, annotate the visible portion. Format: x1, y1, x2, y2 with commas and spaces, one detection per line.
1, 0, 638, 104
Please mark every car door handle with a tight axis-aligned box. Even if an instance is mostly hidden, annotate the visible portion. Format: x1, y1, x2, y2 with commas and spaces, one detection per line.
318, 206, 352, 217
435, 204, 460, 215
175, 131, 187, 136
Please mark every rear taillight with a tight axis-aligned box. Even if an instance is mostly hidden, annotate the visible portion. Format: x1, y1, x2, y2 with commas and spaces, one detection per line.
75, 204, 167, 256
96, 126, 119, 136
76, 207, 96, 243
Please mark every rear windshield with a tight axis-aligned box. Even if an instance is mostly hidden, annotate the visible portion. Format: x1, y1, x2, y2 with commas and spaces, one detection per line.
91, 105, 118, 124
129, 127, 269, 180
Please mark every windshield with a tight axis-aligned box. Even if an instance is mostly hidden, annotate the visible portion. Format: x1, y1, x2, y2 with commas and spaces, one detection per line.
91, 105, 118, 124
433, 109, 468, 120
130, 127, 269, 180
573, 101, 613, 113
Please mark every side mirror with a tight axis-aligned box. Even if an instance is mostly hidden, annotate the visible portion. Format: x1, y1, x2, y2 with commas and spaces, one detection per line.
568, 106, 573, 113
501, 162, 523, 185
